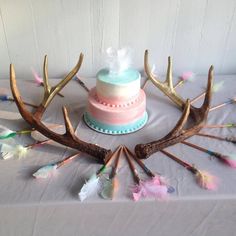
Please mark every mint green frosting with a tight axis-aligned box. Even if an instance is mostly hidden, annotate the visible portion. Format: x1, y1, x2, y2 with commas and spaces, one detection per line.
84, 112, 148, 135
97, 69, 140, 85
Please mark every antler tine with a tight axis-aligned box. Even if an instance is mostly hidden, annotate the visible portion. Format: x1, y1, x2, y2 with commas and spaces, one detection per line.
41, 53, 84, 110
43, 55, 50, 95
165, 56, 174, 92
201, 65, 214, 114
62, 106, 76, 138
10, 64, 30, 119
144, 49, 162, 87
190, 65, 214, 123
144, 50, 185, 108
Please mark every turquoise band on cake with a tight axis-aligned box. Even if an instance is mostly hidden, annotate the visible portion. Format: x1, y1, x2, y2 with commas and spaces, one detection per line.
97, 69, 140, 84
84, 112, 148, 135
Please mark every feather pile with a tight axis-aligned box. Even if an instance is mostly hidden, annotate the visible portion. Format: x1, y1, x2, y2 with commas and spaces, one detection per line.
132, 175, 169, 201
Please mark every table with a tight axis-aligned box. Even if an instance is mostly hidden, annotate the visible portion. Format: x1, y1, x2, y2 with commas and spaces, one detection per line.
1, 75, 236, 236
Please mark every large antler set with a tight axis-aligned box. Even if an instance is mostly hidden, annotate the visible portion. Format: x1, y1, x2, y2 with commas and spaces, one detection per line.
135, 50, 213, 159
9, 50, 213, 163
10, 54, 112, 163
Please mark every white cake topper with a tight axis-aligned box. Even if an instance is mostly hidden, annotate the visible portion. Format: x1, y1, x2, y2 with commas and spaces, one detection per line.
105, 47, 131, 75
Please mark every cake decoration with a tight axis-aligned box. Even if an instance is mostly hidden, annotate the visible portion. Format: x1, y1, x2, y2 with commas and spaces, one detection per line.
6, 49, 236, 201
84, 47, 148, 134
105, 47, 131, 75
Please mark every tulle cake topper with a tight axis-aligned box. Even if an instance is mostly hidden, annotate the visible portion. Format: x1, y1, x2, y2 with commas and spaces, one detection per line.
105, 47, 131, 75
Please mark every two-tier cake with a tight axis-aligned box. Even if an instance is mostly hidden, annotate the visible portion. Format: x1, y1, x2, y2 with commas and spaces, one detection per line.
84, 48, 148, 135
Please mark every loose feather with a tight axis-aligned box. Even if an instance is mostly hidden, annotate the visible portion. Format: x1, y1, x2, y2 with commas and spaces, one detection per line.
0, 125, 16, 139
33, 153, 80, 179
32, 68, 43, 86
33, 164, 57, 179
0, 143, 28, 159
132, 175, 169, 201
78, 174, 100, 202
212, 81, 225, 93
14, 145, 28, 158
0, 126, 32, 139
195, 170, 218, 190
180, 71, 195, 81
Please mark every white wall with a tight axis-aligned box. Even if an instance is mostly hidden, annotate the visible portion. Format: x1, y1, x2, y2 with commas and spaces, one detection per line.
0, 0, 236, 79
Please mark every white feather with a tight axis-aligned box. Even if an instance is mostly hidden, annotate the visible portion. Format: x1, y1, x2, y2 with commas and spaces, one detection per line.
106, 47, 131, 75
78, 174, 100, 201
0, 143, 28, 160
15, 145, 28, 158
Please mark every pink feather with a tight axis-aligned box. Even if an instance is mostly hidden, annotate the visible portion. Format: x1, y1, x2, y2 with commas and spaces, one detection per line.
180, 71, 195, 81
32, 68, 43, 86
195, 170, 218, 190
221, 154, 236, 168
132, 176, 168, 201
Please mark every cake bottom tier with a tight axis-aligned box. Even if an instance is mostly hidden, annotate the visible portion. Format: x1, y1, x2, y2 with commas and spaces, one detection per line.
84, 111, 148, 135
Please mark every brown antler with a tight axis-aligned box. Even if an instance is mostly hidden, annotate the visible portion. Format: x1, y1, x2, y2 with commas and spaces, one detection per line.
135, 50, 213, 159
10, 54, 112, 163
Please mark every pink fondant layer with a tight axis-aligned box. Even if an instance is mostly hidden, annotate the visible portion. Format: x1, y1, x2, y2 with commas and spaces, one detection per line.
87, 89, 146, 125
90, 88, 139, 106
96, 91, 139, 106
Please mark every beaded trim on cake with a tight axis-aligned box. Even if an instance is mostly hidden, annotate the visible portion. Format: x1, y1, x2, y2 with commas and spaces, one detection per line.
84, 112, 148, 135
94, 93, 140, 108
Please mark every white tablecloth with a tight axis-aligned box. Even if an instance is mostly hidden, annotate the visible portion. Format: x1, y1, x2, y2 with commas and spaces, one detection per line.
0, 75, 236, 236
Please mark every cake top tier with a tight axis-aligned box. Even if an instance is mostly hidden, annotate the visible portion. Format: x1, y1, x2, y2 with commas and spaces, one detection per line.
97, 68, 140, 85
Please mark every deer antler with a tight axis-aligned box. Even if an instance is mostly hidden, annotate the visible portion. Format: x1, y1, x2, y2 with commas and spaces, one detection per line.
135, 50, 213, 159
10, 54, 112, 163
